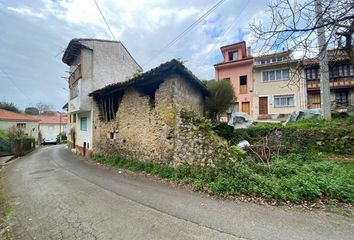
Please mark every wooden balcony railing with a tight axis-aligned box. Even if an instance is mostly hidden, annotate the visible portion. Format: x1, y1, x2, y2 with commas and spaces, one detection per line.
69, 65, 82, 87
307, 76, 354, 90
240, 85, 248, 94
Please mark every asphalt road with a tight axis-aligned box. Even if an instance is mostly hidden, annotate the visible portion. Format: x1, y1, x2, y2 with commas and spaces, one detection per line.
4, 145, 354, 240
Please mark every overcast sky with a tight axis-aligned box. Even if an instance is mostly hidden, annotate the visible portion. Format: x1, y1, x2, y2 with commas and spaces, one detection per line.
0, 0, 269, 111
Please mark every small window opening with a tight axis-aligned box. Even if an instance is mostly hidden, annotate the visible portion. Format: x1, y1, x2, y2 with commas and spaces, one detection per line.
110, 132, 115, 139
97, 91, 123, 122
137, 81, 163, 109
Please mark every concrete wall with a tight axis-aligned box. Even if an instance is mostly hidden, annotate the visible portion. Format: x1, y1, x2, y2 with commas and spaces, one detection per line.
92, 76, 206, 165
252, 63, 306, 120
39, 124, 67, 140
0, 120, 39, 141
215, 60, 254, 116
90, 41, 142, 90
67, 40, 142, 153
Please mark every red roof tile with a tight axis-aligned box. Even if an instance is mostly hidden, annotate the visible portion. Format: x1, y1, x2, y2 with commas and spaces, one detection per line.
0, 109, 39, 122
35, 115, 68, 125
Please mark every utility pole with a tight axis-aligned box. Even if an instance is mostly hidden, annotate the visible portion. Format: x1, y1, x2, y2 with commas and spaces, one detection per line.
315, 0, 331, 120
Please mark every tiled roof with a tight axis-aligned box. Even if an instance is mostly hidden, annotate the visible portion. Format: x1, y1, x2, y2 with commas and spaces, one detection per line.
89, 59, 209, 97
0, 109, 39, 122
35, 115, 68, 125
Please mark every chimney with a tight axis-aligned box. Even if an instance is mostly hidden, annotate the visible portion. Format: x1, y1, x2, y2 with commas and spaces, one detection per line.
247, 47, 251, 57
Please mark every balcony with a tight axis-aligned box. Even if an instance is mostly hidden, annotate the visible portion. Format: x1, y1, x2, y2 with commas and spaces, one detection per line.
69, 64, 82, 87
307, 76, 354, 90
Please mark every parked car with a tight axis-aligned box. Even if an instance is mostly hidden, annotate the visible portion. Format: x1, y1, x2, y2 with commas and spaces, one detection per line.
42, 133, 58, 145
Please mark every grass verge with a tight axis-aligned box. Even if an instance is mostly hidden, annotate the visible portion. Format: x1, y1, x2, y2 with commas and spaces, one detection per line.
92, 153, 354, 207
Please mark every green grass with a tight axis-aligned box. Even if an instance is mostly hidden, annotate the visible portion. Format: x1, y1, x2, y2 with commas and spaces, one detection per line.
0, 130, 9, 142
93, 153, 354, 204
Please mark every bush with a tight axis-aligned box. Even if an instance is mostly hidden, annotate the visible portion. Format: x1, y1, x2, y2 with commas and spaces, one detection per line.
7, 126, 29, 140
0, 130, 9, 142
212, 122, 280, 145
58, 132, 67, 141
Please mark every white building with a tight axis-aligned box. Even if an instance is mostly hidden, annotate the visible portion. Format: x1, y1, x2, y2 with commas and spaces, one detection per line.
36, 115, 67, 142
0, 109, 39, 140
62, 38, 142, 156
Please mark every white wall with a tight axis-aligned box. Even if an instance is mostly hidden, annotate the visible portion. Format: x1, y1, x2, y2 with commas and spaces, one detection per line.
76, 111, 92, 150
0, 120, 39, 141
66, 39, 142, 150
39, 123, 67, 139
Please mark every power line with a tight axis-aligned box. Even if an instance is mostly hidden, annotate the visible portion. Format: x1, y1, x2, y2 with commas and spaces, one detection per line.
196, 2, 251, 76
93, 0, 117, 41
142, 0, 227, 68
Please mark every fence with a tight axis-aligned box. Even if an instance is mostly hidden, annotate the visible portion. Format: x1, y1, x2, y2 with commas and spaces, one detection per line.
0, 139, 11, 157
11, 138, 36, 157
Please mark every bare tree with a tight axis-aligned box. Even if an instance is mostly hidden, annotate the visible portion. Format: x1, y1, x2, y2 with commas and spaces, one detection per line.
36, 101, 53, 115
250, 0, 354, 120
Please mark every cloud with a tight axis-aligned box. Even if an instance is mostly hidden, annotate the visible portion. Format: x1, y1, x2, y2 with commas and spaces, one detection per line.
7, 6, 46, 19
1, 0, 270, 110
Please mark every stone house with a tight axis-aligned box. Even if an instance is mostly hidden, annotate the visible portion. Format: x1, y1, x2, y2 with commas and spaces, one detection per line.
62, 38, 142, 156
0, 109, 39, 140
214, 41, 254, 118
89, 59, 229, 166
253, 51, 307, 120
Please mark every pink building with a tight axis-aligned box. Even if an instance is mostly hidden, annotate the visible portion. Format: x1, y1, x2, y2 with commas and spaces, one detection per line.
214, 41, 254, 118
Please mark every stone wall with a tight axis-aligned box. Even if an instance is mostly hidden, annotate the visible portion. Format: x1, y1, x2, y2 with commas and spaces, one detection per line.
92, 75, 231, 167
92, 80, 176, 164
172, 109, 231, 167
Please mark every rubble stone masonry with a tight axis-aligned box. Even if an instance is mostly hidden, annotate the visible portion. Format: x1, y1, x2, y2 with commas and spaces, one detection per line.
92, 75, 232, 167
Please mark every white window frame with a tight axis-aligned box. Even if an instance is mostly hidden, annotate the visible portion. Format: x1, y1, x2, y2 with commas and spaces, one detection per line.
262, 68, 291, 82
80, 117, 88, 131
273, 94, 295, 107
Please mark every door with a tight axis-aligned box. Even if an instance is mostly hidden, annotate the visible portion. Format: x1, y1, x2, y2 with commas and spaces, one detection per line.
259, 97, 268, 115
241, 102, 250, 115
71, 129, 76, 149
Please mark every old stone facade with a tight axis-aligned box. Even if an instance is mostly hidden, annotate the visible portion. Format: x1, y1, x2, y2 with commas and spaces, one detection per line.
90, 60, 232, 166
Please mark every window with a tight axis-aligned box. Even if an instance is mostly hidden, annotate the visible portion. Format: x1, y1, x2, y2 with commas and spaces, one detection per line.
269, 71, 275, 81
240, 76, 248, 94
73, 114, 76, 123
260, 59, 271, 65
80, 117, 87, 131
48, 125, 54, 130
335, 92, 348, 105
283, 69, 290, 79
274, 95, 294, 107
262, 69, 290, 82
330, 66, 340, 77
305, 68, 319, 80
17, 123, 26, 129
342, 64, 354, 76
228, 51, 238, 61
